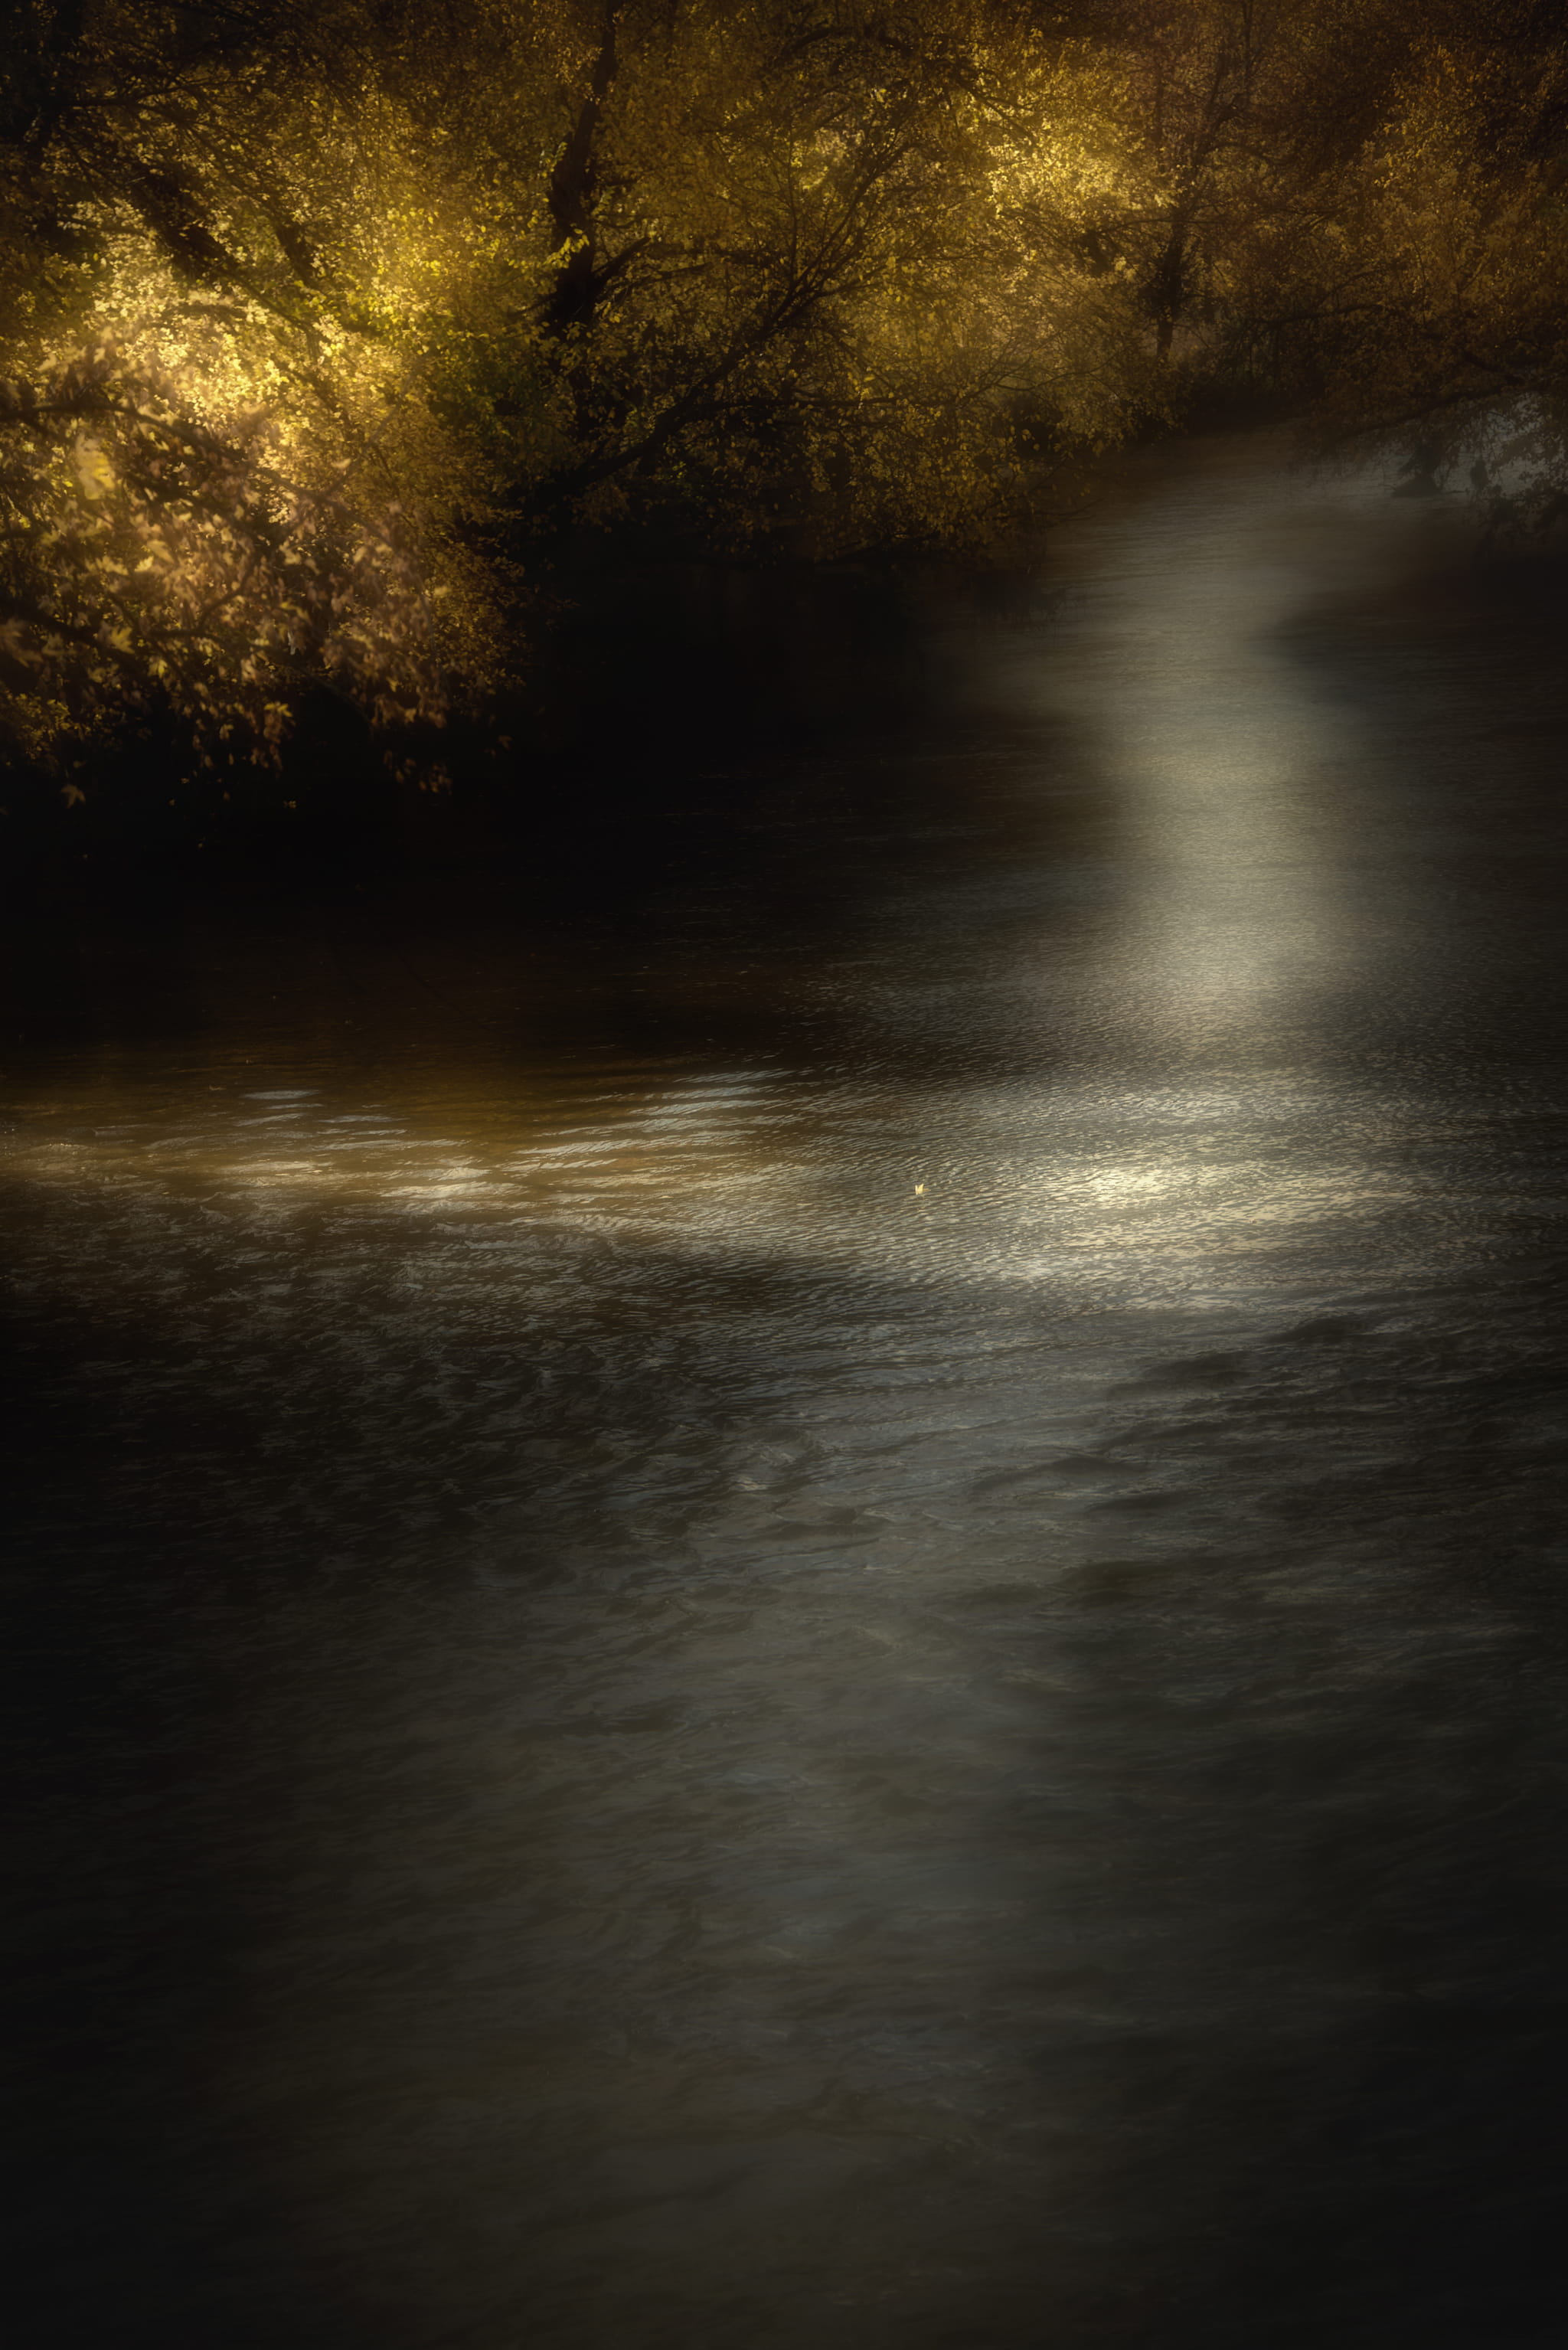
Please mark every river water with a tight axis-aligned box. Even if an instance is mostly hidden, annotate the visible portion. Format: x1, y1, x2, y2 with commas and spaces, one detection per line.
8, 436, 1568, 2347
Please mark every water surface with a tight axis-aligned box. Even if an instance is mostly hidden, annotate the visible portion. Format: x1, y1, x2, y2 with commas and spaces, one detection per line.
8, 436, 1568, 2347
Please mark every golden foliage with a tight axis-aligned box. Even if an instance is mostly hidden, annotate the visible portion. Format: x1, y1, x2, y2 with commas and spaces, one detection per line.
8, 0, 1567, 780
0, 1, 1174, 772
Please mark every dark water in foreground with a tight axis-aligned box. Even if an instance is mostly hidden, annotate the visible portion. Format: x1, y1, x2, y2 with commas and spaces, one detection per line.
8, 437, 1568, 2348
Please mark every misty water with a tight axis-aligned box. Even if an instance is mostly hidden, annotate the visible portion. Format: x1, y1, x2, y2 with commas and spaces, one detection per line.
9, 435, 1568, 2348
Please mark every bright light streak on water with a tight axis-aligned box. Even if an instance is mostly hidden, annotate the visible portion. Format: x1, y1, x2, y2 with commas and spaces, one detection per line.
8, 436, 1568, 2350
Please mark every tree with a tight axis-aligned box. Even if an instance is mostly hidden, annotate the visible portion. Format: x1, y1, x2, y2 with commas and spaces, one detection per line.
0, 0, 1167, 785
1105, 0, 1568, 519
470, 1, 1158, 563
0, 0, 505, 781
1271, 9, 1568, 525
12, 0, 1564, 803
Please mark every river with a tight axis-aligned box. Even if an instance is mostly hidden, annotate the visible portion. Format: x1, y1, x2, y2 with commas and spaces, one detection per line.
8, 434, 1568, 2347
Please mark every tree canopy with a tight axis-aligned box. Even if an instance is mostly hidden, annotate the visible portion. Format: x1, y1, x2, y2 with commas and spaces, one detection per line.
5, 0, 1568, 789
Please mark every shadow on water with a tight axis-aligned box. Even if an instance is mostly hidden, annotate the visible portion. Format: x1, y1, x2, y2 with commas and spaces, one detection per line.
0, 697, 1129, 1090
8, 432, 1568, 2346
